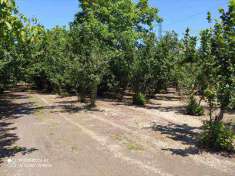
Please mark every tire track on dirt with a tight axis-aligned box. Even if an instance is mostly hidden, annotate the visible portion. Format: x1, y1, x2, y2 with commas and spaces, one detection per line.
35, 94, 173, 176
35, 94, 235, 175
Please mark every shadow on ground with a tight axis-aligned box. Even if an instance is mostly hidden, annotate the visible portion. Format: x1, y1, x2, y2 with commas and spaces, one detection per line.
151, 122, 235, 157
27, 95, 104, 115
153, 94, 182, 101
93, 88, 188, 115
145, 103, 187, 115
55, 100, 104, 113
106, 95, 187, 116
0, 91, 38, 165
151, 122, 201, 157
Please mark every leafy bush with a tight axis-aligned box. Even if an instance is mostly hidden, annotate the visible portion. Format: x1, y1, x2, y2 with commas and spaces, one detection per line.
133, 93, 146, 106
199, 121, 234, 152
186, 96, 204, 116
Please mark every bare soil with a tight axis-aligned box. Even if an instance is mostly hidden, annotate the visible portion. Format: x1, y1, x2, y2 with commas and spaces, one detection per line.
0, 88, 234, 176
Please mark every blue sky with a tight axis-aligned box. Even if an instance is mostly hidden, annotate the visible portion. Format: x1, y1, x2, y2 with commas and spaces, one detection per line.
16, 0, 228, 38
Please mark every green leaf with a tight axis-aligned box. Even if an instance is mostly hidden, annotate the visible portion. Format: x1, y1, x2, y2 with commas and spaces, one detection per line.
5, 21, 12, 30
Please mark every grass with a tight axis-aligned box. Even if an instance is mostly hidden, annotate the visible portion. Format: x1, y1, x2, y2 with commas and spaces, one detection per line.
126, 142, 144, 151
112, 134, 144, 151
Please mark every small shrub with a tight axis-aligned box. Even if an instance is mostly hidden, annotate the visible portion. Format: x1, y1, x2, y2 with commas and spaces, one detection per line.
199, 121, 234, 152
133, 93, 146, 106
186, 96, 204, 116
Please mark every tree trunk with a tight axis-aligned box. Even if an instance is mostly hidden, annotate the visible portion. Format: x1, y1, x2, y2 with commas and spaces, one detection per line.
118, 87, 126, 101
90, 83, 98, 107
215, 107, 224, 122
79, 87, 86, 103
0, 87, 4, 94
176, 82, 181, 96
198, 96, 204, 106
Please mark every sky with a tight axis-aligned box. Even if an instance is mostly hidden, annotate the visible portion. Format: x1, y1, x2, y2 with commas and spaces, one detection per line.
15, 0, 228, 38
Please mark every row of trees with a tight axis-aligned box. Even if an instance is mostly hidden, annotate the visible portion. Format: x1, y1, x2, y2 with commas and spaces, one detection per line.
1, 0, 234, 112
0, 0, 234, 150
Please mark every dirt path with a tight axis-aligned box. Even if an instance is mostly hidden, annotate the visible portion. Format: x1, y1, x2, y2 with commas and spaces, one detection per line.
0, 90, 234, 176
